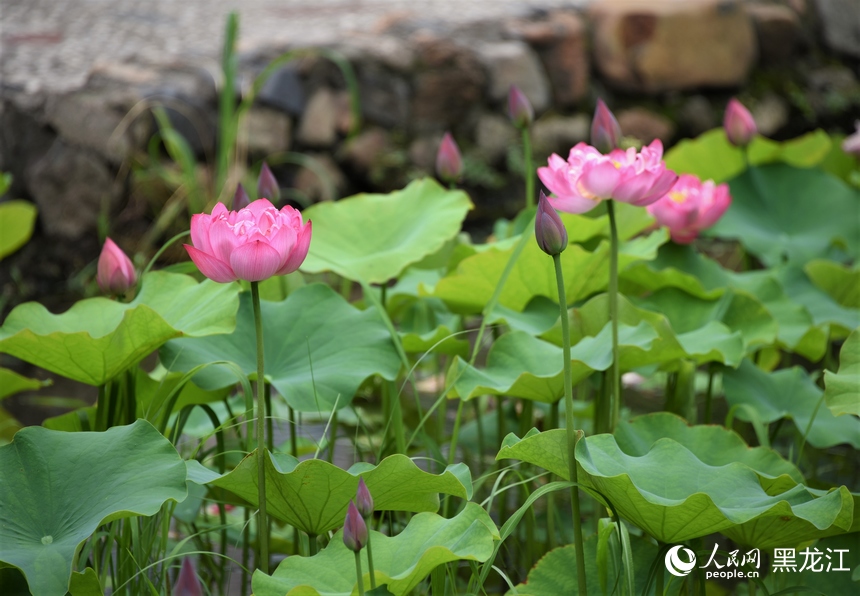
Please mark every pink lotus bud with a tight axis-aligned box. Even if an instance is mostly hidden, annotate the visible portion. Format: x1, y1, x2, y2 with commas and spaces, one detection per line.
343, 501, 368, 552
507, 85, 534, 128
233, 183, 250, 210
723, 98, 757, 147
97, 238, 137, 295
842, 121, 860, 158
174, 557, 203, 596
257, 162, 280, 203
647, 174, 731, 244
591, 98, 622, 155
355, 478, 374, 518
184, 199, 312, 283
435, 132, 463, 184
535, 191, 568, 256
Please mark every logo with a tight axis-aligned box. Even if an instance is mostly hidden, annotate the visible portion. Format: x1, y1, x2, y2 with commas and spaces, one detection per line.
665, 545, 697, 577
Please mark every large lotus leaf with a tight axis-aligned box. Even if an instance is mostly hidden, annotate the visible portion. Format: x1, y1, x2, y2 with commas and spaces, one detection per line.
805, 260, 860, 309
774, 266, 860, 338
209, 450, 472, 535
161, 284, 400, 412
0, 272, 239, 385
135, 369, 231, 426
0, 420, 187, 596
432, 224, 667, 314
710, 164, 860, 266
515, 533, 661, 596
723, 359, 860, 449
393, 296, 469, 357
252, 503, 497, 596
665, 128, 832, 183
299, 178, 472, 284
0, 200, 38, 260
497, 428, 854, 546
0, 368, 47, 400
634, 287, 776, 352
620, 242, 731, 300
824, 327, 860, 417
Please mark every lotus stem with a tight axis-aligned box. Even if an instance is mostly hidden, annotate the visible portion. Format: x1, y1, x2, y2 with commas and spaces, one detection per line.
366, 535, 377, 589
354, 550, 366, 596
250, 281, 269, 574
522, 127, 534, 210
552, 253, 588, 596
607, 200, 621, 434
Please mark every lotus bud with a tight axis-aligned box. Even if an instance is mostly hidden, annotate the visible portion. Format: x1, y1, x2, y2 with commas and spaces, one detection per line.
842, 121, 860, 158
591, 98, 622, 155
174, 557, 203, 596
507, 84, 534, 129
97, 238, 137, 295
723, 99, 757, 147
233, 183, 250, 210
355, 478, 374, 518
257, 162, 280, 203
435, 132, 463, 185
535, 191, 568, 256
343, 501, 368, 553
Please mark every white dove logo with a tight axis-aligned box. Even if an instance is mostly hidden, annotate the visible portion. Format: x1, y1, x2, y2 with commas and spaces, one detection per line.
665, 545, 697, 577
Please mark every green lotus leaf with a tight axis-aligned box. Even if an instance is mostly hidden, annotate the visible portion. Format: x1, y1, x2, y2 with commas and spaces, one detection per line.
805, 260, 860, 309
0, 368, 47, 400
774, 266, 860, 337
497, 426, 854, 547
134, 369, 232, 427
0, 272, 239, 386
620, 242, 731, 300
252, 503, 497, 596
393, 297, 468, 357
299, 178, 472, 284
0, 420, 187, 596
710, 164, 860, 266
432, 221, 667, 315
68, 567, 102, 596
0, 200, 38, 260
633, 287, 777, 353
665, 128, 832, 183
161, 284, 400, 412
487, 296, 560, 335
824, 327, 860, 417
723, 359, 860, 449
209, 451, 472, 535
515, 533, 661, 596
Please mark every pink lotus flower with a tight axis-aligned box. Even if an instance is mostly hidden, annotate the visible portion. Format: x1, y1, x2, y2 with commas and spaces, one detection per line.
174, 557, 203, 596
647, 174, 731, 244
436, 132, 463, 184
343, 501, 368, 552
537, 140, 677, 214
723, 98, 756, 147
842, 121, 860, 158
508, 84, 534, 128
184, 199, 311, 283
535, 191, 568, 256
591, 98, 622, 154
97, 238, 137, 295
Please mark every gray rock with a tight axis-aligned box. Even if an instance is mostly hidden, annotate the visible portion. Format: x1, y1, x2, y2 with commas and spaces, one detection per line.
25, 139, 122, 240
292, 153, 346, 204
617, 107, 675, 144
475, 113, 518, 164
679, 95, 717, 136
474, 41, 551, 113
340, 128, 393, 174
532, 114, 590, 157
748, 3, 802, 64
296, 88, 339, 147
752, 93, 790, 137
357, 61, 410, 129
258, 66, 306, 116
814, 0, 860, 58
245, 106, 292, 156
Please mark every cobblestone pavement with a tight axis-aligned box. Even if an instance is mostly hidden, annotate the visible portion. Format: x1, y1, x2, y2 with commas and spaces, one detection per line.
2, 0, 590, 94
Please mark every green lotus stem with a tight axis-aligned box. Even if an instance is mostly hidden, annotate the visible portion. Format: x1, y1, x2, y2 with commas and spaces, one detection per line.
606, 200, 621, 433
547, 400, 559, 550
522, 127, 534, 209
250, 281, 269, 574
472, 399, 485, 467
328, 408, 338, 464
704, 363, 716, 424
448, 400, 466, 467
366, 535, 377, 589
308, 533, 318, 556
354, 550, 366, 596
552, 253, 588, 596
288, 404, 298, 457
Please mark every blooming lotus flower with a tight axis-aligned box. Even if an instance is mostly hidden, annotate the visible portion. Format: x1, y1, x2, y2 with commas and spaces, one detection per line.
591, 98, 622, 155
97, 238, 137, 295
842, 121, 860, 158
436, 132, 463, 184
723, 98, 756, 147
343, 501, 368, 552
537, 140, 677, 214
257, 162, 280, 203
174, 557, 203, 596
508, 85, 534, 129
184, 199, 311, 283
535, 191, 568, 256
233, 183, 250, 210
355, 478, 374, 519
647, 174, 731, 244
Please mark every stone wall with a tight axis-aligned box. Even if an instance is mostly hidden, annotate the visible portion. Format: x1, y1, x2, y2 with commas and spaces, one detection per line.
1, 0, 858, 310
